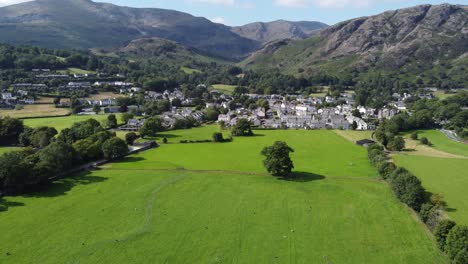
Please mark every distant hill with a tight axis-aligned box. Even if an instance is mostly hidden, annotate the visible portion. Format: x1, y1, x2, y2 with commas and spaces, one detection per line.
241, 4, 468, 86
0, 0, 258, 60
231, 20, 327, 44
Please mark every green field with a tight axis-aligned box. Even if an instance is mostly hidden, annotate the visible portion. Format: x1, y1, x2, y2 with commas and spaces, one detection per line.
407, 130, 468, 157
180, 66, 201, 74
0, 129, 446, 263
57, 67, 96, 75
23, 114, 122, 132
394, 155, 468, 225
210, 84, 238, 94
0, 147, 23, 155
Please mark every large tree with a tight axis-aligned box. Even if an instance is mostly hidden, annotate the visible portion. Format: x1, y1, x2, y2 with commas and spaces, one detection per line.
139, 117, 163, 138
445, 225, 468, 261
261, 141, 295, 177
231, 118, 253, 136
102, 137, 128, 160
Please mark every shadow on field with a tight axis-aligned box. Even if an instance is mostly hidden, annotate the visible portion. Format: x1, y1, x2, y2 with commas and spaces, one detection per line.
251, 133, 266, 137
156, 133, 181, 139
278, 171, 325, 182
23, 171, 108, 198
0, 198, 25, 213
116, 156, 145, 163
446, 208, 457, 212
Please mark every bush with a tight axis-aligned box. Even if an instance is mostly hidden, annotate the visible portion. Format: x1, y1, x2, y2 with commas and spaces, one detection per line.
434, 220, 456, 250
420, 137, 431, 145
419, 203, 435, 223
162, 137, 168, 144
389, 169, 426, 211
377, 162, 397, 179
453, 250, 468, 264
387, 136, 405, 151
445, 225, 468, 260
125, 132, 138, 145
212, 132, 224, 142
410, 132, 418, 140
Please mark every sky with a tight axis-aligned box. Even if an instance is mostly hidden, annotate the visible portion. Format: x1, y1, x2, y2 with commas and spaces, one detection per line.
0, 0, 466, 26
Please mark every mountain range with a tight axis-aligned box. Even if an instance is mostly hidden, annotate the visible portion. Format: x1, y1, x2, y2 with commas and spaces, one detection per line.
242, 4, 468, 84
0, 0, 326, 60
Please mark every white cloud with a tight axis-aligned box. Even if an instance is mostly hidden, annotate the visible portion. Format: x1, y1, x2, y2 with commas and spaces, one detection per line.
209, 16, 226, 24
274, 0, 308, 8
0, 0, 30, 7
190, 0, 235, 6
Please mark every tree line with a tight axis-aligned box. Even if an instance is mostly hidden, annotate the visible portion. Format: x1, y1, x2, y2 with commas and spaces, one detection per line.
367, 144, 468, 263
0, 117, 128, 195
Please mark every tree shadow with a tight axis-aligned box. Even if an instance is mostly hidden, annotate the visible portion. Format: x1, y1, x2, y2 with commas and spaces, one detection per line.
446, 208, 457, 212
402, 148, 416, 152
277, 171, 326, 182
22, 171, 108, 198
251, 133, 266, 137
0, 199, 25, 213
116, 156, 145, 163
156, 133, 181, 139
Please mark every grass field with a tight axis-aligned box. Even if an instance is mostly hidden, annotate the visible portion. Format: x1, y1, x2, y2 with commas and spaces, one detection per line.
394, 155, 468, 225
334, 130, 373, 143
0, 147, 23, 155
210, 84, 238, 94
0, 129, 446, 263
0, 104, 70, 118
181, 66, 201, 74
23, 114, 122, 132
410, 130, 468, 157
57, 68, 96, 75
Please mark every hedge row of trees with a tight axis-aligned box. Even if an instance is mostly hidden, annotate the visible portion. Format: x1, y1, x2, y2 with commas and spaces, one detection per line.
0, 118, 128, 194
367, 144, 468, 263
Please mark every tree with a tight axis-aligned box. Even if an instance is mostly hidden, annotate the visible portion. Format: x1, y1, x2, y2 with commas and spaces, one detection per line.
140, 117, 162, 138
106, 114, 118, 128
212, 132, 224, 142
205, 106, 220, 121
102, 137, 128, 160
434, 220, 456, 250
389, 169, 426, 210
53, 97, 61, 105
121, 113, 134, 124
420, 137, 431, 145
377, 162, 397, 179
0, 117, 24, 145
445, 225, 468, 260
453, 250, 468, 264
92, 104, 101, 114
125, 132, 138, 145
232, 118, 253, 136
388, 136, 405, 151
351, 121, 358, 130
261, 141, 295, 177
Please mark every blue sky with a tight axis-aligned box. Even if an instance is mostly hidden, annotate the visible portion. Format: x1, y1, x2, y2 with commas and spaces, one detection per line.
1, 0, 467, 26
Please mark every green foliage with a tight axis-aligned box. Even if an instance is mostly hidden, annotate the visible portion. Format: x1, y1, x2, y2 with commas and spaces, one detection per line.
420, 137, 431, 145
102, 137, 128, 160
106, 114, 118, 129
140, 117, 163, 138
434, 220, 457, 250
212, 132, 224, 143
389, 167, 426, 211
121, 113, 134, 124
231, 119, 253, 137
377, 162, 397, 179
410, 132, 418, 140
445, 225, 468, 260
0, 117, 24, 145
204, 106, 220, 122
388, 136, 405, 151
125, 132, 139, 145
261, 141, 295, 177
419, 203, 435, 223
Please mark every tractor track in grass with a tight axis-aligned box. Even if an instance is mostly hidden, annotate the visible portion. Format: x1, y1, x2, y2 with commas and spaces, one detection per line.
67, 173, 188, 264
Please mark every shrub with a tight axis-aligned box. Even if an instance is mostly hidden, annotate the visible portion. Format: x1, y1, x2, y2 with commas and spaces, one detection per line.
125, 132, 138, 145
389, 169, 426, 211
162, 137, 168, 144
410, 132, 418, 140
420, 137, 431, 145
387, 136, 405, 151
419, 203, 435, 223
445, 225, 468, 260
434, 220, 456, 250
212, 132, 224, 142
453, 250, 468, 264
377, 162, 397, 179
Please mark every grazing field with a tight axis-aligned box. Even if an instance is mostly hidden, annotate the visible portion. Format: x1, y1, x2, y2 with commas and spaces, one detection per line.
23, 114, 122, 132
394, 155, 468, 225
334, 130, 373, 143
0, 129, 447, 263
210, 84, 238, 94
0, 104, 69, 118
180, 66, 201, 74
410, 130, 468, 157
57, 67, 96, 75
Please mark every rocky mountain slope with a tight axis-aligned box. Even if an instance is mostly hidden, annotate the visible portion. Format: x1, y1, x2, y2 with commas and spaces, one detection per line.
231, 20, 327, 44
241, 4, 468, 85
0, 0, 258, 59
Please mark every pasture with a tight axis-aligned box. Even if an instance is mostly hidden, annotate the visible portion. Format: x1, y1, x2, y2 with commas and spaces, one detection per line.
210, 84, 238, 94
0, 104, 69, 118
394, 155, 468, 225
0, 147, 23, 155
411, 130, 468, 157
0, 129, 446, 263
23, 114, 122, 132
